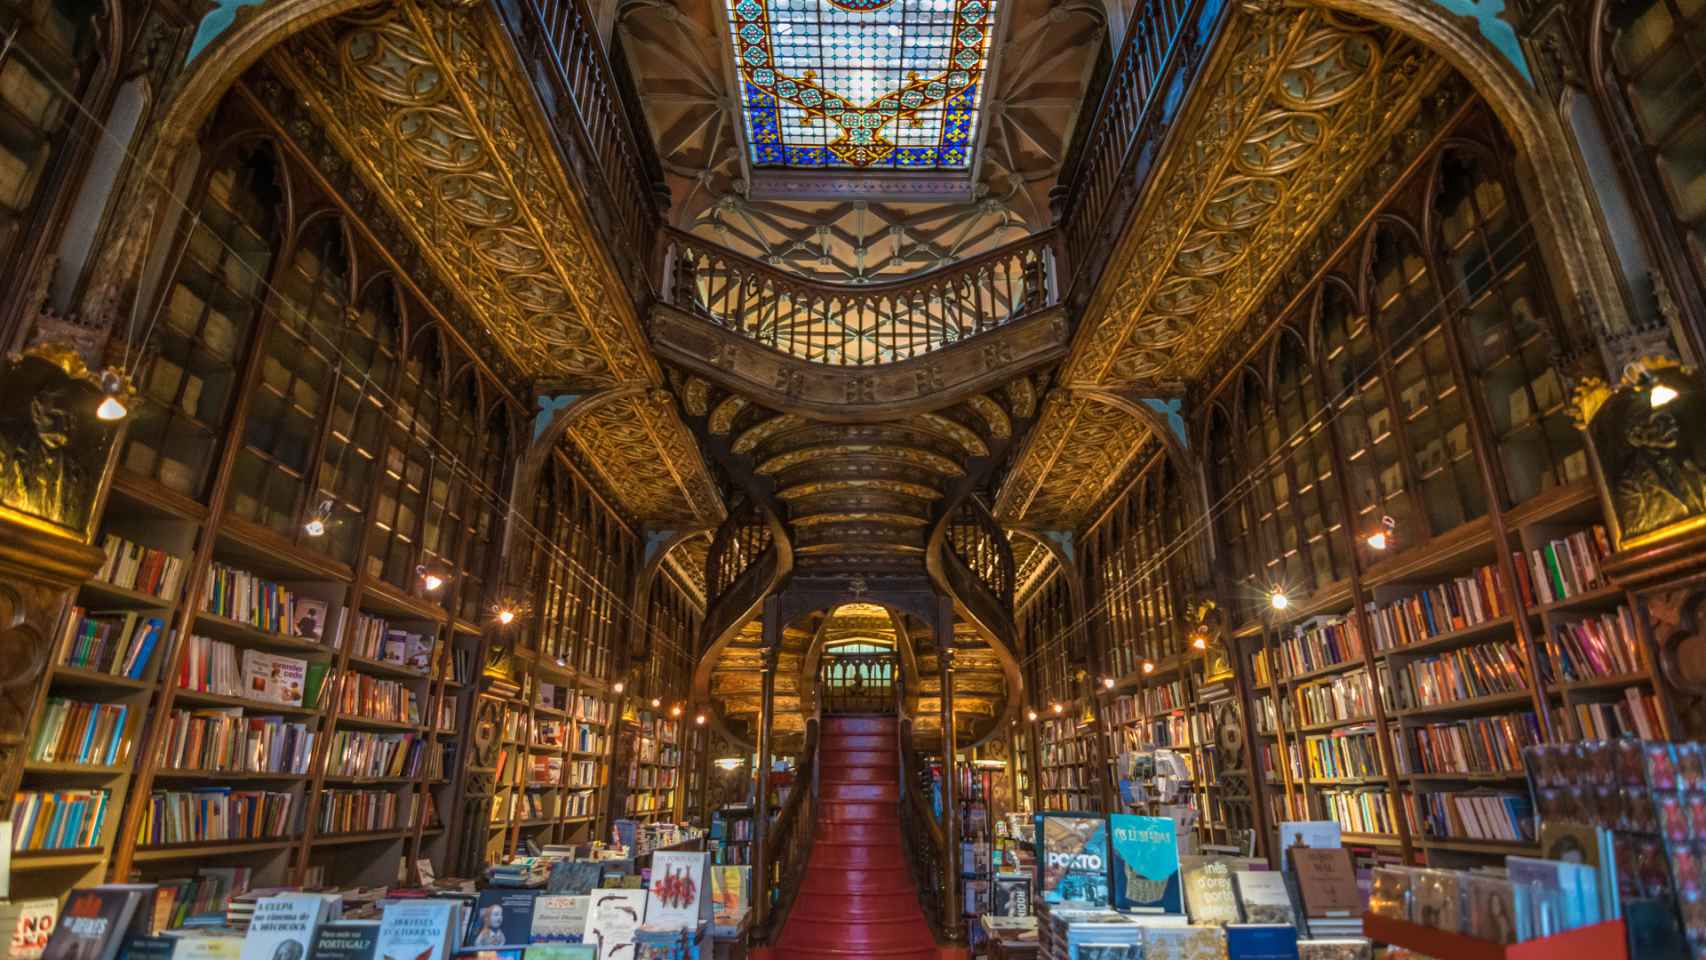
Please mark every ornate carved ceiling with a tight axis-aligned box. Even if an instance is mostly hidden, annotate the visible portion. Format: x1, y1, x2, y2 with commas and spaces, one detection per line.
617, 0, 1102, 280
273, 0, 724, 526
996, 8, 1449, 532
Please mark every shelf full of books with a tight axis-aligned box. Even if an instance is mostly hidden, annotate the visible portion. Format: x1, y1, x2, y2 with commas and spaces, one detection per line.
616, 708, 681, 819
1242, 482, 1677, 868
1038, 714, 1102, 811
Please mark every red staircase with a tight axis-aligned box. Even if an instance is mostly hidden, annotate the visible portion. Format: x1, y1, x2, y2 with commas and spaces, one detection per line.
773, 714, 938, 960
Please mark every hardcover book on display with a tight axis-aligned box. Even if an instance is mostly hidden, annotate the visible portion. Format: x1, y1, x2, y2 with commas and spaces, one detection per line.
307, 921, 380, 960
1233, 871, 1295, 925
1139, 924, 1224, 960
374, 900, 461, 960
1225, 924, 1298, 960
241, 893, 341, 960
116, 935, 179, 960
1107, 814, 1181, 915
992, 873, 1033, 917
1180, 857, 1240, 927
8, 897, 58, 959
1035, 814, 1110, 906
1276, 823, 1340, 873
529, 897, 589, 943
44, 885, 153, 960
464, 892, 539, 948
644, 852, 711, 930
581, 890, 646, 960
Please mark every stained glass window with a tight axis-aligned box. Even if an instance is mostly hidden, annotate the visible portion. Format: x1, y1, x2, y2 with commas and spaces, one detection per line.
724, 0, 997, 169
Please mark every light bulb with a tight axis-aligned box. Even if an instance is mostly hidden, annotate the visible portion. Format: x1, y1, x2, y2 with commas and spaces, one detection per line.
496, 608, 516, 625
304, 499, 332, 538
1141, 661, 1155, 674
424, 573, 445, 591
96, 395, 128, 421
1365, 531, 1387, 550
613, 682, 625, 694
1192, 634, 1207, 651
671, 705, 683, 718
695, 713, 706, 725
1102, 676, 1116, 690
651, 698, 661, 709
1051, 702, 1064, 715
1026, 709, 1038, 722
1653, 384, 1679, 408
1270, 589, 1289, 611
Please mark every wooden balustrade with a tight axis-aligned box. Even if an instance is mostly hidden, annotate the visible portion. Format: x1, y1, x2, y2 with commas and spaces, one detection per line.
661, 228, 1059, 365
946, 500, 1015, 607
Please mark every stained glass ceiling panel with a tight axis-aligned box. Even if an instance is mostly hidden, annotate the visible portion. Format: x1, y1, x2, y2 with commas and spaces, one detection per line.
724, 0, 998, 169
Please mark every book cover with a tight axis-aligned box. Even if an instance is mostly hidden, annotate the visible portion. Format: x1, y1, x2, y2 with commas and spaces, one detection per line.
581, 890, 646, 960
239, 650, 307, 707
1139, 925, 1224, 960
117, 936, 177, 960
1180, 857, 1240, 926
1225, 924, 1298, 960
1035, 814, 1110, 906
375, 900, 459, 960
10, 897, 58, 959
1465, 875, 1520, 945
1071, 946, 1136, 960
1108, 814, 1181, 915
1410, 869, 1462, 934
644, 852, 709, 930
1295, 941, 1371, 960
240, 894, 338, 960
464, 892, 538, 948
708, 867, 747, 923
1233, 871, 1295, 925
308, 922, 380, 960
1286, 848, 1358, 919
171, 936, 245, 960
1276, 822, 1341, 873
1506, 856, 1573, 934
991, 874, 1032, 917
293, 600, 328, 641
549, 864, 605, 898
529, 897, 588, 944
522, 949, 595, 960
45, 886, 147, 960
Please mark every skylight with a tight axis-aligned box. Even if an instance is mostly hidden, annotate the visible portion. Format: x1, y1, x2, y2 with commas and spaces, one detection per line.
724, 0, 998, 169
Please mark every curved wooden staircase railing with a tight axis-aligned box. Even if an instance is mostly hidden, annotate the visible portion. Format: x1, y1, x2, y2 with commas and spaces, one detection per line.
896, 673, 948, 938
756, 711, 819, 943
925, 492, 1026, 744
692, 494, 792, 746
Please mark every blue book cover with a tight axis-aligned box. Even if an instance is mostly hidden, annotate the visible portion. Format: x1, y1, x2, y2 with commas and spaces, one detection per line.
1107, 814, 1182, 914
1034, 812, 1110, 906
1226, 924, 1298, 960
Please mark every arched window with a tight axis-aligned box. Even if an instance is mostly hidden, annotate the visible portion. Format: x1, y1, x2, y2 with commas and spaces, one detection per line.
122, 140, 283, 497
1597, 0, 1706, 287
230, 214, 350, 535
308, 275, 403, 563
1273, 328, 1350, 590
1207, 403, 1255, 619
367, 328, 444, 586
420, 370, 479, 585
1367, 222, 1484, 534
0, 0, 109, 288
458, 401, 512, 624
1432, 146, 1584, 503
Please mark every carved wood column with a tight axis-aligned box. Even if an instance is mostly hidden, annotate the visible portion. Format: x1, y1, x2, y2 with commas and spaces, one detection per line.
752, 596, 781, 933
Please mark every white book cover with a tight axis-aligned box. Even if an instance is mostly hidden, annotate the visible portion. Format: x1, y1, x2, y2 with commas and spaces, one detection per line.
582, 889, 647, 960
240, 649, 307, 707
531, 895, 590, 943
375, 899, 460, 960
644, 851, 711, 930
239, 893, 338, 960
1233, 870, 1295, 924
1277, 822, 1341, 872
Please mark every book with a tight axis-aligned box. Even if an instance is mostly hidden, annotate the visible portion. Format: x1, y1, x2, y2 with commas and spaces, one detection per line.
1410, 869, 1463, 934
1295, 940, 1371, 960
292, 599, 328, 641
992, 873, 1032, 917
1277, 823, 1341, 873
1139, 925, 1224, 960
173, 935, 245, 960
1107, 814, 1181, 915
1287, 848, 1358, 920
1465, 875, 1521, 945
240, 893, 339, 960
45, 886, 151, 960
1180, 857, 1240, 926
464, 892, 538, 948
308, 922, 380, 960
708, 867, 747, 926
581, 890, 645, 960
9, 897, 58, 958
375, 900, 461, 960
522, 949, 595, 960
529, 897, 588, 943
644, 852, 710, 930
118, 937, 179, 960
1226, 924, 1299, 960
1035, 814, 1110, 906
1234, 871, 1296, 925
239, 650, 307, 707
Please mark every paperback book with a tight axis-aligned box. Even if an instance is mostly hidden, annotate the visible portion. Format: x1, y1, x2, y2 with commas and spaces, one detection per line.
240, 893, 340, 960
375, 900, 461, 960
1107, 814, 1181, 915
581, 890, 646, 960
464, 892, 539, 948
308, 921, 380, 960
529, 897, 588, 943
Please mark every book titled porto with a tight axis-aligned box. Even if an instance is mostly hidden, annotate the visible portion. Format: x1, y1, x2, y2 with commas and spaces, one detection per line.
464, 892, 539, 948
375, 900, 461, 960
309, 922, 380, 960
45, 885, 151, 960
1034, 813, 1110, 906
240, 893, 340, 960
1107, 814, 1181, 915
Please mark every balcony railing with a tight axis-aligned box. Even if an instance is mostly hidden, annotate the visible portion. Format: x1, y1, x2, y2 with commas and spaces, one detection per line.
660, 228, 1059, 365
1056, 0, 1228, 292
